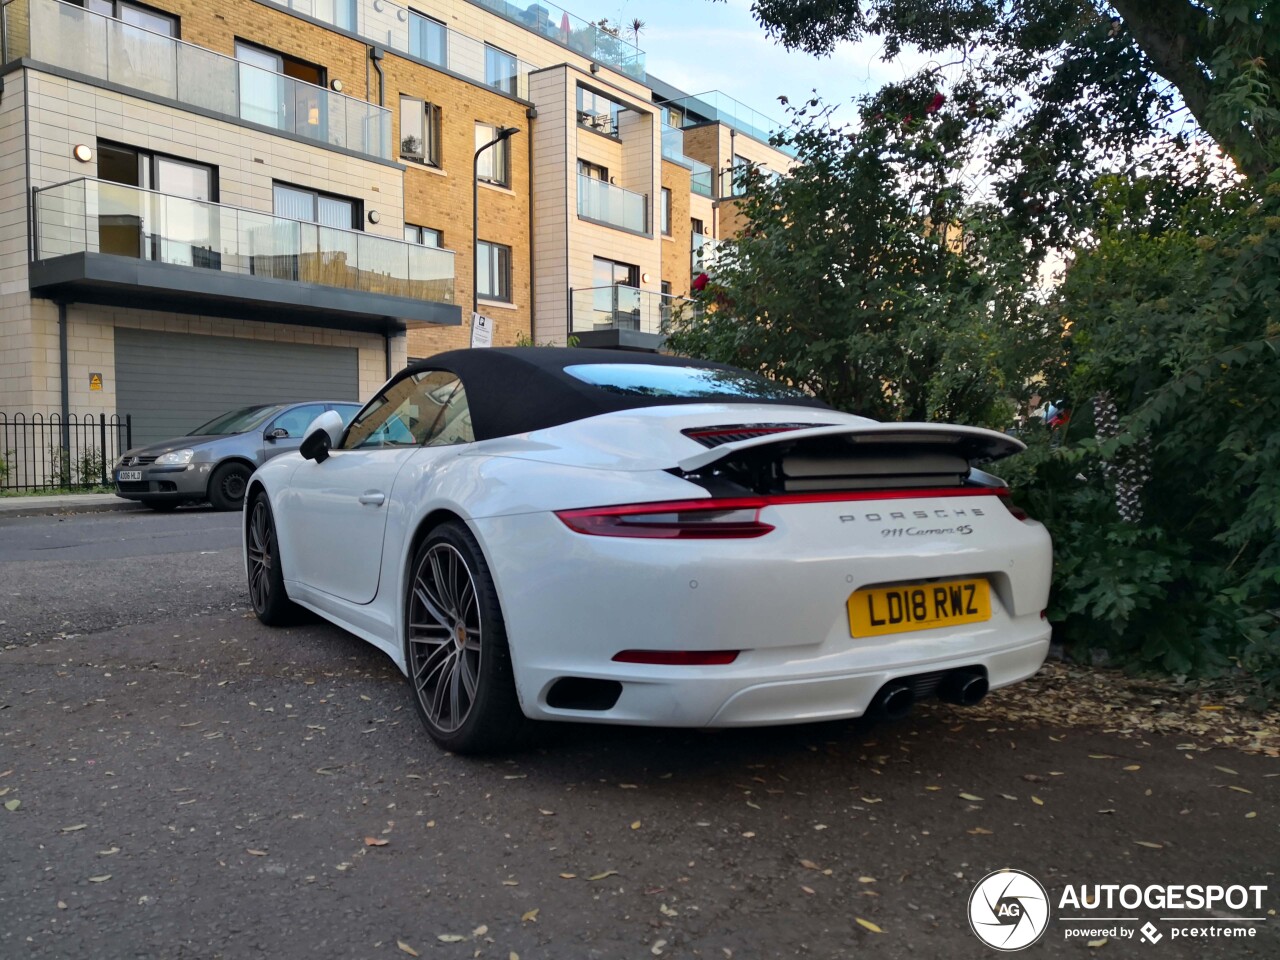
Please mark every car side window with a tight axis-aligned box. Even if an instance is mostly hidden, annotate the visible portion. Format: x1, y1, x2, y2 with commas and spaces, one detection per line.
270, 404, 325, 439
331, 403, 361, 427
341, 371, 474, 450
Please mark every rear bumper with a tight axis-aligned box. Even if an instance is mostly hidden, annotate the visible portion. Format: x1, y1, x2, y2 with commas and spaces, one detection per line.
471, 499, 1053, 729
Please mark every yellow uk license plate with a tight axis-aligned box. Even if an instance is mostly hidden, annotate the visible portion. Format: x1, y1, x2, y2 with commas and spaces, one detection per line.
847, 578, 991, 638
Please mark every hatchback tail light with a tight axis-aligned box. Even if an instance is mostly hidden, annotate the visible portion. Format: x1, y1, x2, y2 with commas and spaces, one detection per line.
613, 650, 740, 665
555, 497, 774, 539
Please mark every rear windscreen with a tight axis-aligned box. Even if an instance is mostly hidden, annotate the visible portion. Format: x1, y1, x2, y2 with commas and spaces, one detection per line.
565, 364, 807, 401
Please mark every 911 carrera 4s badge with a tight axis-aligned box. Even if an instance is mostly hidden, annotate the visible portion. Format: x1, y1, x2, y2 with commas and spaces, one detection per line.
848, 578, 991, 638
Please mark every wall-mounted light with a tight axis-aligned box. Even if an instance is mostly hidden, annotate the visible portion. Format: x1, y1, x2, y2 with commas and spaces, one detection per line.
368, 210, 381, 224
73, 144, 93, 163
590, 63, 600, 74
397, 8, 407, 21
372, 0, 384, 10
331, 78, 344, 93
641, 272, 652, 283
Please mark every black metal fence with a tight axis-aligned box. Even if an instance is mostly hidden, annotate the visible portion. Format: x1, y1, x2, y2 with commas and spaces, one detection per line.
0, 413, 133, 491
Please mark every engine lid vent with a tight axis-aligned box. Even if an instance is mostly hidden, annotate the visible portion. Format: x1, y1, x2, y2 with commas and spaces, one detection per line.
682, 423, 832, 448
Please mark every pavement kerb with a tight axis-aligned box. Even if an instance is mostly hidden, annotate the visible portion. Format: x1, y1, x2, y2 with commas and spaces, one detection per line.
0, 495, 149, 518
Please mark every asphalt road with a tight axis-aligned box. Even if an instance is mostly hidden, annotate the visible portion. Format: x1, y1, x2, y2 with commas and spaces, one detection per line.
0, 510, 1275, 959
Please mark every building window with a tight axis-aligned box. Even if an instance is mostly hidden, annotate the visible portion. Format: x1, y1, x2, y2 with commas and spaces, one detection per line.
96, 142, 217, 265
691, 217, 705, 236
408, 10, 447, 67
660, 188, 671, 236
235, 40, 327, 134
476, 241, 512, 301
577, 159, 608, 181
475, 123, 511, 186
484, 45, 518, 96
405, 225, 443, 247
400, 96, 441, 167
272, 182, 361, 229
70, 0, 178, 36
576, 85, 624, 138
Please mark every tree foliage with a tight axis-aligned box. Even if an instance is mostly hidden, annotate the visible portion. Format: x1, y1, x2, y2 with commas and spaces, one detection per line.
666, 96, 1059, 427
737, 1, 1280, 247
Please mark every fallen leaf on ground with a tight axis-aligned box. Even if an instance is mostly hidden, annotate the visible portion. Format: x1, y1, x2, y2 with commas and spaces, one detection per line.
858, 876, 876, 883
1134, 841, 1164, 849
246, 849, 267, 856
1087, 938, 1108, 948
1031, 796, 1044, 806
436, 933, 467, 943
365, 837, 389, 846
1227, 785, 1253, 794
521, 908, 539, 923
799, 859, 821, 870
61, 824, 88, 832
98, 847, 119, 855
855, 918, 883, 933
559, 873, 576, 879
397, 941, 420, 956
631, 821, 642, 830
1123, 765, 1141, 771
968, 827, 993, 835
589, 870, 618, 881
88, 875, 111, 883
801, 885, 816, 895
4, 800, 20, 812
959, 792, 983, 802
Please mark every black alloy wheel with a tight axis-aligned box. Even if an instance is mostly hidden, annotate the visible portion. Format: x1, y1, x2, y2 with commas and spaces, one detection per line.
406, 522, 528, 753
246, 493, 299, 626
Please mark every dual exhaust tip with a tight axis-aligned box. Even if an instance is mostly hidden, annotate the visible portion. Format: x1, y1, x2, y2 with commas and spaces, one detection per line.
869, 668, 988, 720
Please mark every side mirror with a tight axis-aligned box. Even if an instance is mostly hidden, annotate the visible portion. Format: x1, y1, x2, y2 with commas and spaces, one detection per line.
265, 427, 290, 441
299, 410, 345, 464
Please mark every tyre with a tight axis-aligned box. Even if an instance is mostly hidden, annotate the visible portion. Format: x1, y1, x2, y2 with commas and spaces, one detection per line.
208, 462, 251, 511
246, 492, 301, 626
405, 521, 528, 754
144, 501, 179, 512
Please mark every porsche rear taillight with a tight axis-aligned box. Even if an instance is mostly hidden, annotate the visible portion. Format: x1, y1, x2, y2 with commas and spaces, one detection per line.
612, 650, 741, 665
555, 497, 774, 539
998, 492, 1031, 522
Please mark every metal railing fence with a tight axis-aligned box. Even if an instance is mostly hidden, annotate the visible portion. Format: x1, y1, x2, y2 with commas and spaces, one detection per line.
0, 413, 133, 491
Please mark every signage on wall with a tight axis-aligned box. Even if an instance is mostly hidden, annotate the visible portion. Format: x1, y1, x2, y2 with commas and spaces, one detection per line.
89, 372, 103, 391
470, 313, 493, 349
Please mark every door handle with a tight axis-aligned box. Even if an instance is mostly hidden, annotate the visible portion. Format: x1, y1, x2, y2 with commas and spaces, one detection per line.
358, 491, 386, 507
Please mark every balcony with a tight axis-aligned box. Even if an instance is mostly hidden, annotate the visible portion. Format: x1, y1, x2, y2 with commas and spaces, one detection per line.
465, 0, 644, 78
661, 124, 713, 198
30, 178, 459, 331
24, 0, 391, 160
260, 0, 539, 99
569, 284, 700, 350
660, 90, 797, 158
577, 175, 648, 234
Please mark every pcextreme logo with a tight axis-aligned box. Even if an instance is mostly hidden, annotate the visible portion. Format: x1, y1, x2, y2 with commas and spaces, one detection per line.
967, 870, 1270, 950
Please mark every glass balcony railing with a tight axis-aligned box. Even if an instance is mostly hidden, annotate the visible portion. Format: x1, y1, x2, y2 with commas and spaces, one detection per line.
27, 0, 391, 159
691, 232, 721, 275
660, 124, 713, 198
660, 90, 797, 158
259, 0, 539, 99
33, 178, 455, 304
465, 0, 644, 78
570, 285, 700, 336
577, 175, 648, 233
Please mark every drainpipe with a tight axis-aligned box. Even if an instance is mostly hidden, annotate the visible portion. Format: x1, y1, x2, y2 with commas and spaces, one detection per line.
58, 302, 70, 452
369, 46, 385, 106
385, 328, 394, 380
526, 106, 537, 341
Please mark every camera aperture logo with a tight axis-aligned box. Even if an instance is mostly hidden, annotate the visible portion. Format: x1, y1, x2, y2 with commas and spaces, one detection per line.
969, 869, 1051, 951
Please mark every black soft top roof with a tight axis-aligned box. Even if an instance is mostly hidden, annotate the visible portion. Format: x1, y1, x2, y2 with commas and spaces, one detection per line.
404, 347, 829, 441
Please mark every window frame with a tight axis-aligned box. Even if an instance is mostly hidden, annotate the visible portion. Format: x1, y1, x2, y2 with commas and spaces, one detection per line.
476, 240, 512, 302
340, 370, 474, 450
73, 0, 179, 37
484, 44, 518, 96
660, 187, 671, 236
576, 84, 625, 138
399, 95, 442, 168
404, 224, 443, 247
271, 181, 362, 230
475, 123, 511, 187
407, 9, 447, 67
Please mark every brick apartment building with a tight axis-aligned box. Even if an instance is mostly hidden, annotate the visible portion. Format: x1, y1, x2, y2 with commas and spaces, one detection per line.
0, 0, 793, 446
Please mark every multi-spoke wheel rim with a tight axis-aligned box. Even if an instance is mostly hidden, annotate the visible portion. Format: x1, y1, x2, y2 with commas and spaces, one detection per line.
222, 470, 248, 503
247, 500, 272, 612
408, 543, 482, 734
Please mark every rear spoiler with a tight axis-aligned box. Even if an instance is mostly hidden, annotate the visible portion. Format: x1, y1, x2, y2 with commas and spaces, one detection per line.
677, 422, 1024, 473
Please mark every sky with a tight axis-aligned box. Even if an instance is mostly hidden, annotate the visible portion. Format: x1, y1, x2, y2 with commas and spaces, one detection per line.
605, 0, 929, 129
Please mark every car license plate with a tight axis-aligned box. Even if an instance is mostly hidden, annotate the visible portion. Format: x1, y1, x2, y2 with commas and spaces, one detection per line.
848, 578, 991, 638
117, 470, 142, 482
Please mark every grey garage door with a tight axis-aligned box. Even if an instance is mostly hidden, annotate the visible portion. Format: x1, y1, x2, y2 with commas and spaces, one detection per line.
115, 329, 360, 445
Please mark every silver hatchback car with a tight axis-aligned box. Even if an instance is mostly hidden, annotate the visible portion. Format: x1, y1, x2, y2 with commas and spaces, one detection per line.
114, 401, 361, 511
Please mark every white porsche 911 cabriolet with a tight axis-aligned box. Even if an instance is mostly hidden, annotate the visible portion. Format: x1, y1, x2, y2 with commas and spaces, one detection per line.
244, 348, 1052, 753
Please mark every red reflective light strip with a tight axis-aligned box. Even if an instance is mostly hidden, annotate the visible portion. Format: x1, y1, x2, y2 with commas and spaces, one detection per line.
555, 488, 1006, 538
612, 650, 740, 665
